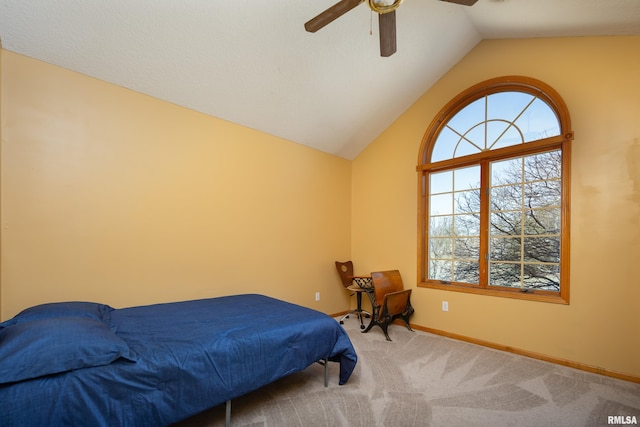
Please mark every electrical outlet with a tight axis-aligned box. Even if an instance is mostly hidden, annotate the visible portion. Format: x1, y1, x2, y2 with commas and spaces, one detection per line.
315, 292, 320, 302
442, 301, 448, 312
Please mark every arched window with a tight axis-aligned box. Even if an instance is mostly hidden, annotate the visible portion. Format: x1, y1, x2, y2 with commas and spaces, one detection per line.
417, 76, 573, 303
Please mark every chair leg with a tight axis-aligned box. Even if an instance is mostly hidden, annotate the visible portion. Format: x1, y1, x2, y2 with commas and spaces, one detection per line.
380, 321, 392, 341
362, 312, 393, 341
401, 316, 413, 331
401, 304, 415, 331
356, 292, 365, 329
339, 309, 358, 324
341, 290, 373, 327
362, 315, 377, 333
361, 303, 380, 334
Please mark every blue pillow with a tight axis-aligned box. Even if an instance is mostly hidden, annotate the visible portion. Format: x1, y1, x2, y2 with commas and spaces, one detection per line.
0, 302, 114, 328
0, 317, 137, 384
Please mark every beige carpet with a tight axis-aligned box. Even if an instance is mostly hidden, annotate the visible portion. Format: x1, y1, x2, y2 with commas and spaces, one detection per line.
175, 317, 640, 427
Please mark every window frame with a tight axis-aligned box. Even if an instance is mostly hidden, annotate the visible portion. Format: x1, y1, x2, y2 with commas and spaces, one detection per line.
417, 76, 573, 304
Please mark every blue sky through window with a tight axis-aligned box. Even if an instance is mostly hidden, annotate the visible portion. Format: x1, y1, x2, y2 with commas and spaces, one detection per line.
431, 92, 561, 163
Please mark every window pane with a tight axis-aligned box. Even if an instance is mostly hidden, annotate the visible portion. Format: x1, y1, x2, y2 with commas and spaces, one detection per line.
430, 260, 453, 282
523, 237, 560, 263
490, 237, 521, 262
455, 190, 480, 214
487, 92, 535, 122
525, 180, 561, 208
524, 150, 562, 181
454, 237, 479, 260
491, 158, 523, 185
514, 98, 561, 142
454, 261, 479, 284
490, 211, 522, 236
454, 165, 480, 191
489, 122, 524, 150
454, 125, 484, 157
455, 214, 480, 236
430, 170, 453, 194
523, 264, 560, 291
431, 92, 562, 165
430, 216, 453, 237
430, 237, 453, 258
430, 193, 453, 215
489, 263, 521, 288
490, 185, 523, 211
523, 208, 560, 235
431, 128, 459, 162
447, 97, 485, 131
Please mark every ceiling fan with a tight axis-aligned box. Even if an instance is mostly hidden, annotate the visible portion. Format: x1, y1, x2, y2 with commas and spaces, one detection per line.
305, 0, 478, 57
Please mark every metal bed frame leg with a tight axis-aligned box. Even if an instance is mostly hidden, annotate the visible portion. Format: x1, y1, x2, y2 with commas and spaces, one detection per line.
324, 358, 328, 387
225, 400, 231, 427
316, 358, 329, 387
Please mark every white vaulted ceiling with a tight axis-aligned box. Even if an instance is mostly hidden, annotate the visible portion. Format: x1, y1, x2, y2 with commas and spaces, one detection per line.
1, 0, 639, 159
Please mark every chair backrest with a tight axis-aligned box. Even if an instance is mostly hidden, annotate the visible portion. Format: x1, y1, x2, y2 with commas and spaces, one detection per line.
370, 270, 404, 305
335, 261, 355, 289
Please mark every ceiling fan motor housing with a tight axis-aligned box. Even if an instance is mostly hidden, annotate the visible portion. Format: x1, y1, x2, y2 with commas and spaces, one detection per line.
368, 0, 404, 14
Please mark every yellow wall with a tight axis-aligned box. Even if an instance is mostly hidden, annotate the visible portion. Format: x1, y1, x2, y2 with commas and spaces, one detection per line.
352, 36, 640, 378
0, 51, 352, 319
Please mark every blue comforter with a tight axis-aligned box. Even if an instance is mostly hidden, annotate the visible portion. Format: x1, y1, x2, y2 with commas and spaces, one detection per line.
0, 294, 357, 426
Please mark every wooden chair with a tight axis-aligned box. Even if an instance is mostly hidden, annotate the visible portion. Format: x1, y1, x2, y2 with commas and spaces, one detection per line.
335, 261, 372, 329
363, 270, 414, 341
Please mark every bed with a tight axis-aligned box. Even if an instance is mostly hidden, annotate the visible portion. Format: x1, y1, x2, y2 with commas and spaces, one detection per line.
0, 294, 358, 426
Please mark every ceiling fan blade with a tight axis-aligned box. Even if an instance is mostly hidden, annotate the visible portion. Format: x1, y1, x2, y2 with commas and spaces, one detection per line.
439, 0, 478, 6
379, 11, 397, 57
305, 0, 365, 33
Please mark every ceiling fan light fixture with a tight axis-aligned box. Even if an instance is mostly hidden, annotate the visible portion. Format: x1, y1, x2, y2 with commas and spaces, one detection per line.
368, 0, 403, 14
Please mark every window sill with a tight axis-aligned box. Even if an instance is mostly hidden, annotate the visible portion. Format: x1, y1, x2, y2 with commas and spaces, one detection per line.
418, 281, 569, 304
